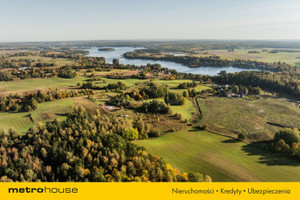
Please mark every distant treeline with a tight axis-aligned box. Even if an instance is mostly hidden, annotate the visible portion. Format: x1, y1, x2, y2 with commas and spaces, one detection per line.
41, 50, 89, 59
124, 52, 294, 72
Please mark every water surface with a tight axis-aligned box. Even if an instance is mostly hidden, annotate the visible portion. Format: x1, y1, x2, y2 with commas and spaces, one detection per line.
86, 47, 261, 75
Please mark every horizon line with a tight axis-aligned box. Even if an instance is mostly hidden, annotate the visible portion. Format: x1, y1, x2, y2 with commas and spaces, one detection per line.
1, 38, 300, 44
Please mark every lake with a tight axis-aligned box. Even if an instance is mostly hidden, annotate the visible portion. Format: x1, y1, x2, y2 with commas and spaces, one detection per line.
86, 47, 261, 76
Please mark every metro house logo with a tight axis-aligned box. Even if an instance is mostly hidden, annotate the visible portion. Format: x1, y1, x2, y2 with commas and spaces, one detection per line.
8, 187, 78, 194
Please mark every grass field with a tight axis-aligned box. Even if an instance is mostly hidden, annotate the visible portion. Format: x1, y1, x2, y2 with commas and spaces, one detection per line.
157, 80, 211, 93
137, 129, 300, 182
9, 55, 73, 67
0, 76, 87, 92
141, 97, 195, 121
170, 99, 195, 121
95, 78, 211, 92
197, 96, 300, 140
0, 98, 75, 134
94, 77, 145, 88
194, 49, 300, 65
0, 70, 211, 94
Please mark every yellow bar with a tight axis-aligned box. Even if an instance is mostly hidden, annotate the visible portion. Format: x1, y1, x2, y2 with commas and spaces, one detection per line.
0, 182, 299, 200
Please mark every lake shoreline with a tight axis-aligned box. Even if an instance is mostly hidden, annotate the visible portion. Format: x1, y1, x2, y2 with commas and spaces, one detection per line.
85, 46, 264, 75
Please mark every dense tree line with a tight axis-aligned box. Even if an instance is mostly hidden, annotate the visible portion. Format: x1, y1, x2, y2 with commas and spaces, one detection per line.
0, 89, 94, 112
177, 81, 197, 89
8, 52, 39, 57
215, 84, 262, 96
213, 71, 300, 98
0, 54, 55, 70
0, 67, 59, 81
0, 107, 211, 182
0, 58, 33, 69
41, 50, 89, 59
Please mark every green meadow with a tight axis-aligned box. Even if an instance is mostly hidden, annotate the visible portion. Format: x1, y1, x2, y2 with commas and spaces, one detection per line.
0, 74, 210, 94
170, 99, 195, 121
197, 96, 300, 140
137, 129, 300, 182
9, 55, 74, 67
0, 98, 75, 134
197, 49, 300, 65
0, 77, 86, 92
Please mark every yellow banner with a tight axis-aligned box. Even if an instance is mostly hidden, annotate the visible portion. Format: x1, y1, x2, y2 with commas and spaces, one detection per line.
0, 182, 299, 200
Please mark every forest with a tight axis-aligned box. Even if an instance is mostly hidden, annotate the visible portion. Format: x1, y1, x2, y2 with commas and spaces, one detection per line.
0, 106, 211, 182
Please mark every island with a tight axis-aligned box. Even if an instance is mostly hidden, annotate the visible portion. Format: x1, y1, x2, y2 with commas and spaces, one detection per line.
98, 48, 115, 51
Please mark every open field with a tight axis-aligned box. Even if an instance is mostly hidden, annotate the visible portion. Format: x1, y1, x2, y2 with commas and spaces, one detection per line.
0, 74, 210, 94
156, 79, 197, 88
94, 77, 145, 88
0, 76, 87, 93
137, 129, 300, 182
0, 50, 30, 55
0, 44, 299, 183
197, 96, 300, 140
74, 95, 107, 114
193, 49, 300, 65
95, 77, 211, 92
0, 98, 75, 134
141, 97, 195, 121
170, 99, 195, 121
8, 55, 74, 67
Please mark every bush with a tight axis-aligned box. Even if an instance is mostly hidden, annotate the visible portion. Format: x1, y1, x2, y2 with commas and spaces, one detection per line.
274, 128, 300, 147
165, 92, 187, 105
177, 81, 197, 89
174, 113, 182, 120
183, 91, 188, 97
122, 128, 139, 140
0, 72, 13, 81
188, 172, 203, 182
140, 82, 168, 99
81, 82, 97, 89
58, 66, 77, 78
170, 128, 177, 132
237, 133, 246, 141
88, 95, 96, 102
195, 124, 207, 130
148, 128, 161, 137
106, 81, 126, 90
139, 100, 170, 114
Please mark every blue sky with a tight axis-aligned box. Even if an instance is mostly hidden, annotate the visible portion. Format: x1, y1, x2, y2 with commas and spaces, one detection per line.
0, 0, 300, 42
